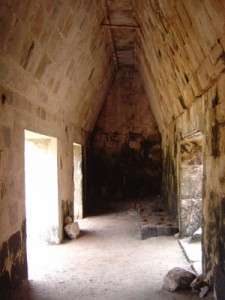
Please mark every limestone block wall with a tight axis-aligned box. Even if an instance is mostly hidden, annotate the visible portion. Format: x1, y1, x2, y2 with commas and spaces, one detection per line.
87, 68, 161, 208
136, 0, 225, 133
0, 0, 225, 298
134, 1, 225, 298
161, 75, 225, 298
0, 0, 114, 296
0, 0, 114, 136
0, 126, 27, 299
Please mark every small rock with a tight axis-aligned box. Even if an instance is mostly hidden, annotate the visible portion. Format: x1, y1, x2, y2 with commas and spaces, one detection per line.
192, 227, 202, 241
128, 209, 137, 216
191, 274, 211, 297
162, 267, 196, 292
174, 233, 180, 239
64, 216, 73, 225
64, 221, 80, 239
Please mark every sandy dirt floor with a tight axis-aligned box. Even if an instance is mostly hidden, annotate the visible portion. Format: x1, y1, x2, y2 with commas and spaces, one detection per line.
12, 208, 214, 300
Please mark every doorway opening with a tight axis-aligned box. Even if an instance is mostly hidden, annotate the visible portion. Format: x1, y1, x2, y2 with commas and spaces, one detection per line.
24, 130, 60, 279
178, 132, 204, 274
73, 143, 83, 219
179, 133, 204, 237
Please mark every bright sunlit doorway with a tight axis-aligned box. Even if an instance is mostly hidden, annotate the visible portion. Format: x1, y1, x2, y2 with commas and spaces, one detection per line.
24, 130, 60, 279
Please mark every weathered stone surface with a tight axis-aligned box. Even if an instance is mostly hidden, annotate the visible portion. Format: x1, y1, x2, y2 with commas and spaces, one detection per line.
138, 199, 178, 240
162, 267, 196, 292
0, 0, 114, 135
135, 1, 225, 132
0, 242, 8, 271
8, 231, 21, 258
141, 227, 157, 239
0, 223, 27, 299
180, 166, 203, 199
180, 199, 202, 237
140, 225, 178, 240
64, 216, 73, 225
0, 126, 11, 148
0, 270, 11, 300
64, 222, 80, 239
87, 68, 161, 205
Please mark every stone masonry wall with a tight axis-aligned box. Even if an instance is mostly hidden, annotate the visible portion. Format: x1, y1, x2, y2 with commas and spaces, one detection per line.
87, 68, 161, 209
134, 1, 225, 298
161, 75, 225, 298
0, 0, 225, 299
0, 0, 114, 296
135, 0, 225, 133
0, 127, 27, 299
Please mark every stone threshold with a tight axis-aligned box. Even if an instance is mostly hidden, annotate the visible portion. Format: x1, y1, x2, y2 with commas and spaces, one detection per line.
135, 198, 179, 240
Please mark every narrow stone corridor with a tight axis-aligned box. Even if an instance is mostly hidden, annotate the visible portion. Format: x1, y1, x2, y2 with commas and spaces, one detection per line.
1, 1, 225, 298
13, 207, 213, 300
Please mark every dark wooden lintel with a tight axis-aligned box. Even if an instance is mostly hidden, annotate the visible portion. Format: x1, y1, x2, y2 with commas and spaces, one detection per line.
101, 23, 140, 30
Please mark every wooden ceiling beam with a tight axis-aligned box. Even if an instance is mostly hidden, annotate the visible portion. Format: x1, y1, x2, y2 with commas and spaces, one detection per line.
103, 0, 119, 69
101, 23, 140, 30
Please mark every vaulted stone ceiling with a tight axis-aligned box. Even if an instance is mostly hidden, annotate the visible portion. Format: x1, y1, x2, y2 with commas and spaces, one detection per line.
1, 0, 225, 136
135, 0, 225, 133
1, 2, 225, 298
83, 0, 225, 134
0, 0, 114, 136
102, 0, 225, 135
102, 0, 139, 68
